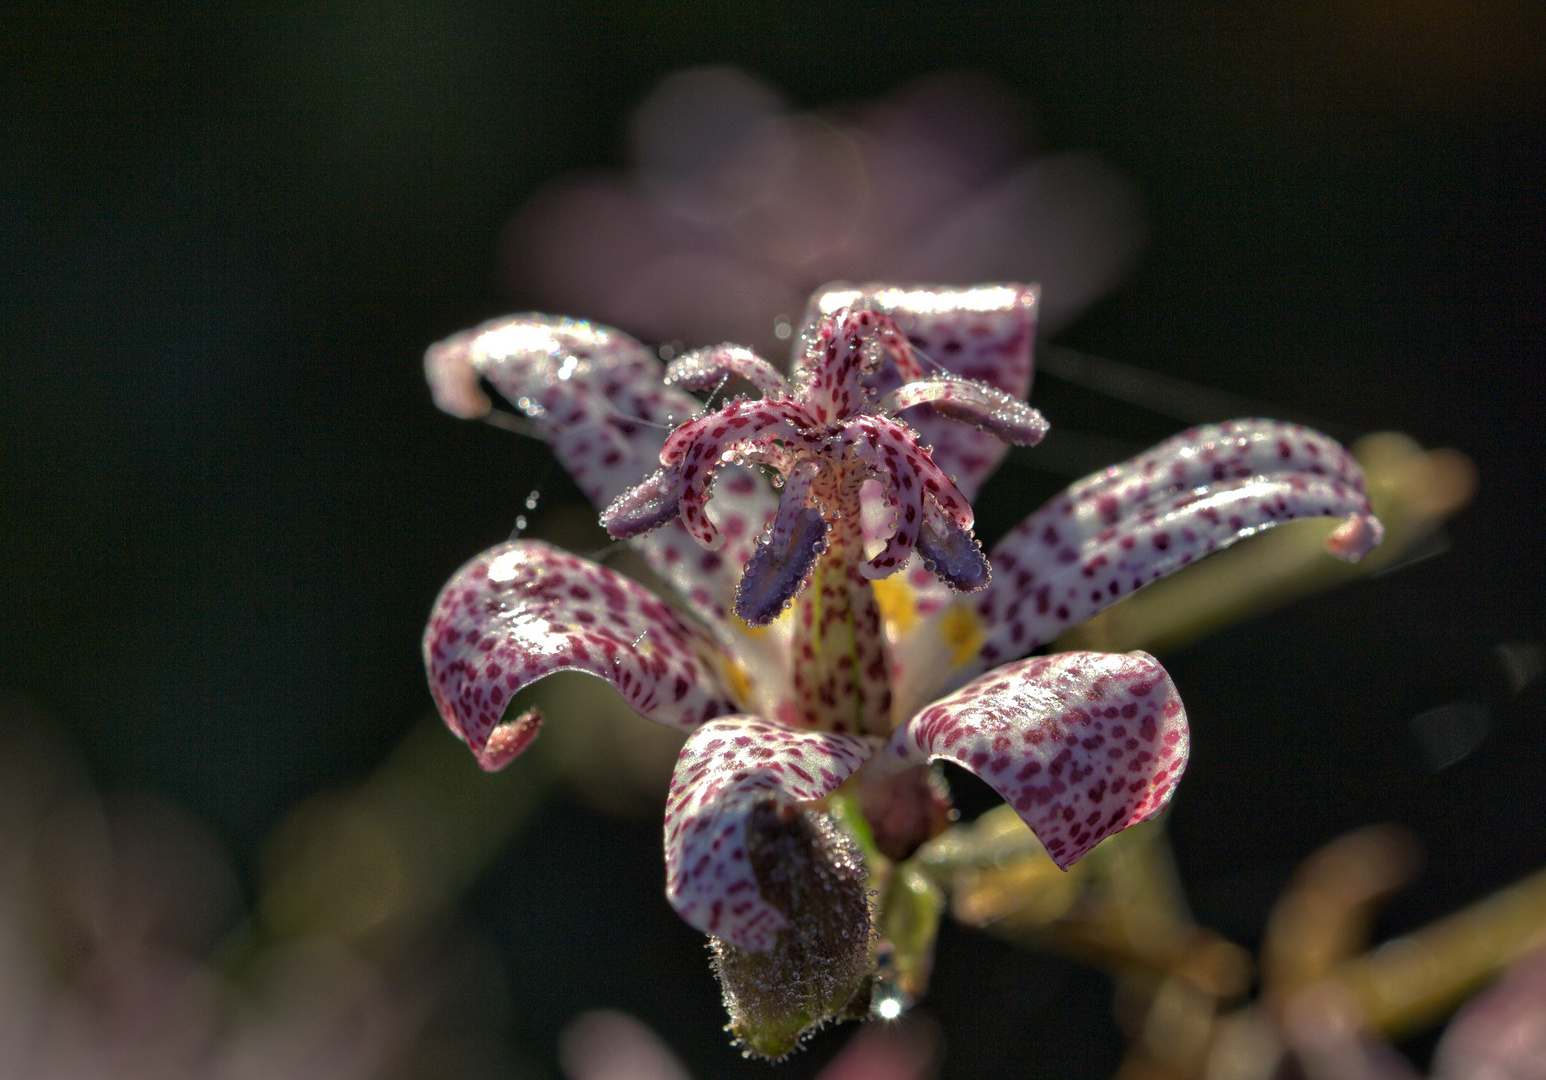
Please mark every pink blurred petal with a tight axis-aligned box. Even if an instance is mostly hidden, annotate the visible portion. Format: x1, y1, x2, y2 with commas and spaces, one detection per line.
856, 71, 1027, 190
628, 66, 791, 223
423, 540, 739, 770
47, 947, 223, 1080
900, 153, 1145, 335
1432, 946, 1546, 1080
608, 249, 806, 354
558, 1010, 694, 1080
880, 651, 1187, 869
722, 115, 871, 280
502, 68, 1144, 356
1280, 984, 1422, 1080
817, 1016, 940, 1080
502, 176, 711, 321
663, 716, 874, 950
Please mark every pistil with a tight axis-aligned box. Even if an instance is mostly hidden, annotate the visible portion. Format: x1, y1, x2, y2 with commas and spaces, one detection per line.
790, 465, 893, 736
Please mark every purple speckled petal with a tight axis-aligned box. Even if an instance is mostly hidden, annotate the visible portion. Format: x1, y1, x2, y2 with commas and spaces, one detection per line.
879, 651, 1187, 869
425, 316, 694, 507
423, 540, 739, 770
796, 284, 1038, 500
666, 344, 789, 396
663, 716, 874, 950
967, 419, 1384, 677
425, 316, 781, 679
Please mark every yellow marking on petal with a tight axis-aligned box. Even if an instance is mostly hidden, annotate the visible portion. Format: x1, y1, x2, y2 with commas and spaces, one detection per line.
846, 586, 863, 733
940, 601, 985, 670
871, 575, 917, 635
735, 603, 792, 639
717, 655, 755, 709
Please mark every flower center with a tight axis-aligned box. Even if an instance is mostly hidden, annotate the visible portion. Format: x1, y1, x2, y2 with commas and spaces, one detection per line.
602, 305, 1048, 733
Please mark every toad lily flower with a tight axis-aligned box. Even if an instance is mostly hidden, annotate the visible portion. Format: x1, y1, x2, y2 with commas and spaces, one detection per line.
423, 284, 1383, 1053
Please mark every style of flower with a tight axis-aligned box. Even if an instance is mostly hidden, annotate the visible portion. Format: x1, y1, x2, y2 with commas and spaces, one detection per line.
422, 283, 1383, 1051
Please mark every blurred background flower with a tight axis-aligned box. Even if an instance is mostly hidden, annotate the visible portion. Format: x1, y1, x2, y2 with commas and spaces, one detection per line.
0, 696, 523, 1080
502, 66, 1145, 358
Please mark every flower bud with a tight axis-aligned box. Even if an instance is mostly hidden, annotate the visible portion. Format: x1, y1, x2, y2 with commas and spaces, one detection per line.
709, 801, 873, 1059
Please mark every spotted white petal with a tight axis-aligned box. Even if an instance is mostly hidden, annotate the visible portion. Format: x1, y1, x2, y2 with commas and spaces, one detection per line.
663, 717, 875, 950
424, 541, 739, 769
425, 315, 783, 685
964, 419, 1384, 679
879, 651, 1187, 869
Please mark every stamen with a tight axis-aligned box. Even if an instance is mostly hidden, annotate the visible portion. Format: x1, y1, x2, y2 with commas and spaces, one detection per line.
667, 345, 789, 397
735, 463, 829, 626
601, 466, 684, 537
601, 303, 1038, 613
915, 510, 991, 592
880, 377, 1049, 447
796, 308, 925, 422
843, 419, 925, 579
662, 399, 821, 548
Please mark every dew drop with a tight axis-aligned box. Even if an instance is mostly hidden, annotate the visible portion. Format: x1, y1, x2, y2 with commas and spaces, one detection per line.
524, 490, 540, 511
514, 514, 527, 532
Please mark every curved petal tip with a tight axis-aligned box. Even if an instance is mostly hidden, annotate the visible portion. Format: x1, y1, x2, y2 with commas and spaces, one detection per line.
475, 708, 543, 771
1325, 513, 1385, 562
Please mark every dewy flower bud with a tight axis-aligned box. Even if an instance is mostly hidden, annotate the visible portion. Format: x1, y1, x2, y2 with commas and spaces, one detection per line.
709, 801, 873, 1060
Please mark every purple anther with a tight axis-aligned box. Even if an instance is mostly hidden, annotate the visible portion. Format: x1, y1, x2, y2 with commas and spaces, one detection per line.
735, 507, 829, 626
601, 466, 685, 538
734, 462, 829, 625
881, 376, 1049, 446
916, 515, 992, 592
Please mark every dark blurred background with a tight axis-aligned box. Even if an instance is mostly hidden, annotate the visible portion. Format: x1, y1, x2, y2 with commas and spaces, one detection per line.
2, 3, 1543, 1077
